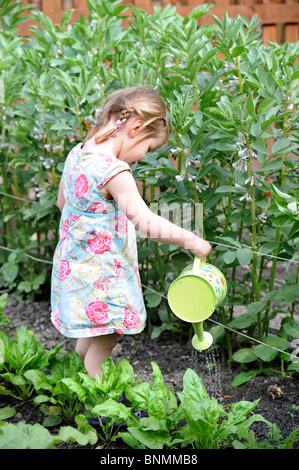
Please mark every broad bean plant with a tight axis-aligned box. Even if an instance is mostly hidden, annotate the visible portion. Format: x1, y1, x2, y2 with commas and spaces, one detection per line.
0, 1, 298, 372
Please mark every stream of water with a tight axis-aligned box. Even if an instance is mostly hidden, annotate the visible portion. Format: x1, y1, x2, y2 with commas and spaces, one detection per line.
191, 347, 223, 402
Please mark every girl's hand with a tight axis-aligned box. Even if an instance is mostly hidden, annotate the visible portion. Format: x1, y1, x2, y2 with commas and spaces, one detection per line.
190, 238, 211, 260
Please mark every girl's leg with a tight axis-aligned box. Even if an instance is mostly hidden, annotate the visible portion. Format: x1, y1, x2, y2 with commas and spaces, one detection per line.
75, 338, 91, 359
84, 333, 118, 378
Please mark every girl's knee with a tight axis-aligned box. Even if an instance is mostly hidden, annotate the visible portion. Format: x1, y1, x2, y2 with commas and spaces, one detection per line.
75, 337, 91, 358
91, 332, 118, 350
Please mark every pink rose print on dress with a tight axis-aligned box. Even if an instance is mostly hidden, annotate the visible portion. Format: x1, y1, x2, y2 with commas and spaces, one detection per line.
87, 230, 112, 254
59, 260, 71, 280
93, 275, 111, 291
123, 307, 139, 329
90, 326, 109, 335
135, 267, 141, 287
69, 213, 81, 222
53, 312, 62, 329
115, 213, 128, 235
105, 156, 114, 164
74, 174, 89, 198
89, 202, 107, 214
114, 259, 121, 278
86, 301, 109, 327
61, 219, 69, 241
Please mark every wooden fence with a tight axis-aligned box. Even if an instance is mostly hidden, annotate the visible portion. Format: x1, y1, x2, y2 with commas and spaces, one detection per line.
19, 0, 299, 44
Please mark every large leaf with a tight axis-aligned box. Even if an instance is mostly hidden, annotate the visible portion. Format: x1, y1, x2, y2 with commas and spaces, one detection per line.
232, 348, 257, 363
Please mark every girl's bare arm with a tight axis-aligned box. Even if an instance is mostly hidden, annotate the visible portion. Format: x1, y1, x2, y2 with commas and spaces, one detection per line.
104, 171, 211, 260
57, 179, 65, 211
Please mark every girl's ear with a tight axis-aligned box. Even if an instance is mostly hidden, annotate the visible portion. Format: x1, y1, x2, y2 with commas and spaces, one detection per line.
129, 119, 144, 138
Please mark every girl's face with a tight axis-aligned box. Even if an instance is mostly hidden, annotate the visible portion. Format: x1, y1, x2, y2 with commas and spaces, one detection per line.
118, 135, 166, 166
117, 119, 167, 166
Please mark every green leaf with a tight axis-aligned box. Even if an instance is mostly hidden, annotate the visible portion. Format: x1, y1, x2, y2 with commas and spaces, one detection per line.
236, 248, 253, 266
215, 185, 241, 193
17, 281, 32, 293
253, 344, 277, 362
265, 334, 290, 351
277, 284, 299, 303
258, 241, 278, 254
74, 415, 98, 445
232, 348, 257, 363
228, 314, 256, 329
144, 292, 162, 308
118, 430, 145, 449
287, 362, 299, 372
246, 92, 255, 117
0, 294, 8, 316
246, 301, 265, 315
231, 46, 245, 57
89, 401, 130, 424
126, 426, 172, 449
257, 99, 275, 115
281, 317, 299, 338
61, 378, 87, 403
223, 250, 237, 264
55, 423, 98, 446
24, 369, 52, 392
0, 422, 54, 449
124, 382, 151, 410
0, 339, 4, 364
0, 406, 16, 420
181, 368, 209, 401
1, 262, 18, 283
232, 370, 261, 387
226, 399, 260, 425
272, 138, 290, 155
265, 72, 276, 94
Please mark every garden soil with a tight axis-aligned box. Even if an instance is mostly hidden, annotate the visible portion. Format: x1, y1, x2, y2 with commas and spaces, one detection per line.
1, 295, 298, 450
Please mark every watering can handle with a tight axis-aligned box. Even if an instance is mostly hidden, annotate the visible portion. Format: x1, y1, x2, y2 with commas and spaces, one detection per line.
192, 256, 201, 274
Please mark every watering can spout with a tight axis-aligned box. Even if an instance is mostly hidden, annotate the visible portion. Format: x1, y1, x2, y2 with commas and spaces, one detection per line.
192, 321, 213, 351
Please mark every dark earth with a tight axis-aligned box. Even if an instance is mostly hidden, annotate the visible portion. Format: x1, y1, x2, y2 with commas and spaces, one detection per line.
1, 295, 298, 451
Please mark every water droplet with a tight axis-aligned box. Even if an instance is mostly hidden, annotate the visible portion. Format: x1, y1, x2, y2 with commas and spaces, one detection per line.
191, 346, 222, 401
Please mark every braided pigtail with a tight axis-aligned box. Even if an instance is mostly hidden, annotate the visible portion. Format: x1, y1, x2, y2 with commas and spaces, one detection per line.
93, 107, 135, 144
85, 86, 170, 147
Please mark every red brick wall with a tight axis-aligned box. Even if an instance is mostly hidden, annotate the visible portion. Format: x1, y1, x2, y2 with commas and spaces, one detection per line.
19, 0, 299, 43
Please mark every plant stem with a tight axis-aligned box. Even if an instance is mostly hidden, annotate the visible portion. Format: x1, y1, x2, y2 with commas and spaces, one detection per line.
236, 57, 243, 93
264, 226, 281, 335
280, 99, 290, 187
245, 136, 262, 338
150, 184, 166, 294
12, 170, 34, 285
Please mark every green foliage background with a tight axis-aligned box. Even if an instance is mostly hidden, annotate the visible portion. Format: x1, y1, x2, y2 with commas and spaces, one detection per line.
0, 0, 298, 369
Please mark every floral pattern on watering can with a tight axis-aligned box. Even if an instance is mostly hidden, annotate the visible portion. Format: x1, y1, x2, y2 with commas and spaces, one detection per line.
181, 263, 227, 306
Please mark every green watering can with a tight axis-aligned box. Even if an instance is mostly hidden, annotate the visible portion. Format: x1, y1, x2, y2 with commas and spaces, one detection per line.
167, 256, 227, 351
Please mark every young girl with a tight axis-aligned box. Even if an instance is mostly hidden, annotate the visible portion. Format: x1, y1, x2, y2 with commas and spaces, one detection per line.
51, 86, 211, 378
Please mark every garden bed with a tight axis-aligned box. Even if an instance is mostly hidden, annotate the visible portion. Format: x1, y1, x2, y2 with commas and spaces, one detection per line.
1, 295, 298, 450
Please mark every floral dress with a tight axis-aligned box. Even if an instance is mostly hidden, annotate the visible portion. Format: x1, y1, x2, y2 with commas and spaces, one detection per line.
51, 143, 146, 338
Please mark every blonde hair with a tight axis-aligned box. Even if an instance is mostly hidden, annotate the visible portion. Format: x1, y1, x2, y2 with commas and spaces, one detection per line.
86, 86, 170, 146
